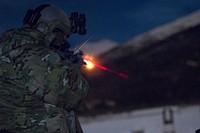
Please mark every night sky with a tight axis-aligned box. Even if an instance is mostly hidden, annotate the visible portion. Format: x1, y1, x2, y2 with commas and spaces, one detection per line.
0, 0, 200, 53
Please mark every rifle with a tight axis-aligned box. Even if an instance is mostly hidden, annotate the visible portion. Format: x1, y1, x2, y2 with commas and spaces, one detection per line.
50, 40, 85, 69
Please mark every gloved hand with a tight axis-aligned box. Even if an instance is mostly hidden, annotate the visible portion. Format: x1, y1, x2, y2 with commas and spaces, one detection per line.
73, 50, 84, 69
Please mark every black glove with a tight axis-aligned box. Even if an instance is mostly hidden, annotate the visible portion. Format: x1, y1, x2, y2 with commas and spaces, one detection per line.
73, 50, 84, 69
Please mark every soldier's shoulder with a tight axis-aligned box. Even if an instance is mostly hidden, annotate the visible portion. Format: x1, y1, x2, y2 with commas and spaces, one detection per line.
24, 44, 62, 64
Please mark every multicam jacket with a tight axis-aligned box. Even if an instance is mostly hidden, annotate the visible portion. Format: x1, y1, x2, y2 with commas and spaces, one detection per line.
0, 28, 89, 133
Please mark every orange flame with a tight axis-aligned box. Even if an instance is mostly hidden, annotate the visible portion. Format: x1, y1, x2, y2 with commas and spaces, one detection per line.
83, 55, 129, 78
83, 55, 95, 70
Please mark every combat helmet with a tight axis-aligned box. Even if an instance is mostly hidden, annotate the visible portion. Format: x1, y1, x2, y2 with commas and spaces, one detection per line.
23, 4, 71, 44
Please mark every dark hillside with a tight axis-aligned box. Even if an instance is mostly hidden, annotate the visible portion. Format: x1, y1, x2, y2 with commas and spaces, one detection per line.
79, 13, 200, 115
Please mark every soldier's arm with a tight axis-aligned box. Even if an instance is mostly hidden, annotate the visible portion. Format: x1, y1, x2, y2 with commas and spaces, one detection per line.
22, 47, 88, 110
43, 56, 89, 111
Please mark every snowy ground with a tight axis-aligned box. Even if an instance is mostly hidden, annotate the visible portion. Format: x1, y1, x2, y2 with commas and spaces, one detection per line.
79, 104, 200, 133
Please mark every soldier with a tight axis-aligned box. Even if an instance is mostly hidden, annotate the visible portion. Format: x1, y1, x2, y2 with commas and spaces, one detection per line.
0, 4, 89, 133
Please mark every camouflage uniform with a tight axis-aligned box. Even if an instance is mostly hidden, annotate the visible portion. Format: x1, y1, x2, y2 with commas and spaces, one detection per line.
0, 28, 89, 133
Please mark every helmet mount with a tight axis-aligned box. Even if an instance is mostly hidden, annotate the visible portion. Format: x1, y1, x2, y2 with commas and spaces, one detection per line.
23, 4, 50, 28
70, 12, 87, 35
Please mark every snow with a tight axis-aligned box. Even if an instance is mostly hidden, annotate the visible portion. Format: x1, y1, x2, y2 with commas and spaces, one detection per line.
80, 104, 200, 133
126, 10, 200, 47
104, 10, 200, 61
